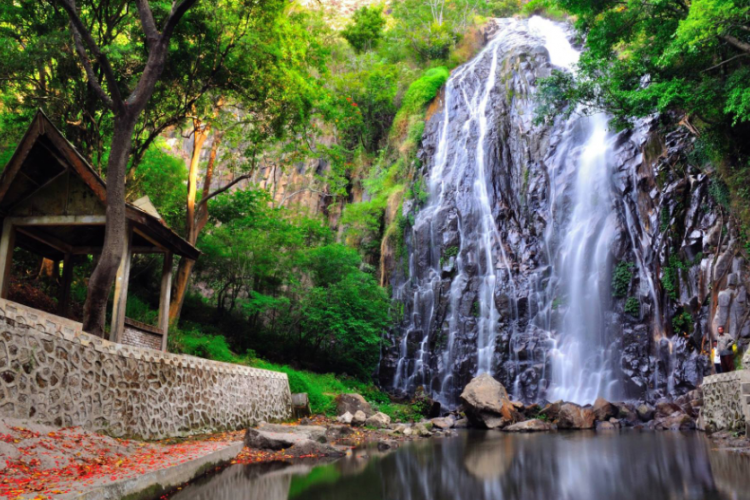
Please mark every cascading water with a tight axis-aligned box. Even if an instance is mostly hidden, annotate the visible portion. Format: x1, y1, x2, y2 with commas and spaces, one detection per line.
380, 15, 716, 407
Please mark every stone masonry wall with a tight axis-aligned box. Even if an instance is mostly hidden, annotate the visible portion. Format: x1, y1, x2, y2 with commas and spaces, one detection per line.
700, 372, 745, 432
0, 299, 292, 440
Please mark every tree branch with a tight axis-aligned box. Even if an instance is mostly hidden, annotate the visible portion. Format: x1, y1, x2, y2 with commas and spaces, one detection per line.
134, 0, 159, 49
196, 173, 253, 208
68, 19, 114, 109
722, 34, 750, 54
162, 0, 199, 40
56, 0, 124, 110
702, 53, 749, 72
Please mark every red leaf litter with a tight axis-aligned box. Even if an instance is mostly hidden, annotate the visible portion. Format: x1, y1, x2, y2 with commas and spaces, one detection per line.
0, 418, 241, 499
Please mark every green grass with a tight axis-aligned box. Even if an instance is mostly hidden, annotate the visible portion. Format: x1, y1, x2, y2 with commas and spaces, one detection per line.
169, 326, 422, 420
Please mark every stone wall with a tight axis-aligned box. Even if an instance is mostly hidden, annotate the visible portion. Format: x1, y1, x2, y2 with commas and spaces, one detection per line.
0, 299, 292, 440
700, 372, 745, 432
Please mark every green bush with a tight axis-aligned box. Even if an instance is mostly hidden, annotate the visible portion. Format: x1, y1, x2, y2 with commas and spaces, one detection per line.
624, 297, 640, 316
398, 67, 450, 118
672, 310, 693, 334
341, 6, 386, 53
611, 261, 634, 298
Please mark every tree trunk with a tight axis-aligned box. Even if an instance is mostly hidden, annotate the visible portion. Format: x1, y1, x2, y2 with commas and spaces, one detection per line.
82, 112, 137, 336
168, 129, 222, 324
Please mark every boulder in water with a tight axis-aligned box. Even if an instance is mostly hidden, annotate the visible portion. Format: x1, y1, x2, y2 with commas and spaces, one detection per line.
593, 398, 618, 421
337, 411, 353, 424
636, 403, 655, 422
557, 403, 595, 429
431, 416, 455, 430
505, 419, 557, 432
459, 374, 520, 429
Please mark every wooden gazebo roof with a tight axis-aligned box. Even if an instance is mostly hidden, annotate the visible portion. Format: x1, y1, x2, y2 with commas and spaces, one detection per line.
0, 110, 199, 261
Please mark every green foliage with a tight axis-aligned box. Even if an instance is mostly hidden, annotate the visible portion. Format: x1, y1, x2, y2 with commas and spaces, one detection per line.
612, 261, 634, 298
522, 0, 568, 20
129, 143, 188, 228
341, 6, 387, 53
662, 255, 687, 301
708, 177, 731, 209
624, 297, 640, 316
672, 310, 694, 334
395, 67, 450, 124
534, 0, 750, 134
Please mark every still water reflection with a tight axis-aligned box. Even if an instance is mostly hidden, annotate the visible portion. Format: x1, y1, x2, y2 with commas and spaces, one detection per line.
170, 431, 750, 500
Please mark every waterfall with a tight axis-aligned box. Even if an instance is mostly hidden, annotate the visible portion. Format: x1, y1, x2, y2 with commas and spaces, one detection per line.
381, 16, 694, 406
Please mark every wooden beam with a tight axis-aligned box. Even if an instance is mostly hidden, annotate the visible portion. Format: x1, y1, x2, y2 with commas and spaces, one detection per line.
15, 227, 73, 254
110, 225, 133, 343
6, 169, 69, 213
8, 215, 106, 226
159, 252, 173, 351
58, 253, 73, 317
133, 227, 168, 252
0, 219, 16, 299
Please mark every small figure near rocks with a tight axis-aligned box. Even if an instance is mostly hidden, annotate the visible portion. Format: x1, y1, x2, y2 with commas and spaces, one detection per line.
717, 326, 736, 373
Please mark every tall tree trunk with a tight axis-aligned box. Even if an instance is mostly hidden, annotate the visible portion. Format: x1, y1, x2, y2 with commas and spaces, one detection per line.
168, 129, 222, 324
83, 112, 137, 336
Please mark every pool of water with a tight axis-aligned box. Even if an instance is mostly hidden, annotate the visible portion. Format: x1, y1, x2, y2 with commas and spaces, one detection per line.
169, 431, 750, 500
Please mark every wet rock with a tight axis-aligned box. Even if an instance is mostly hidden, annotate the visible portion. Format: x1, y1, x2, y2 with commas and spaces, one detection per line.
414, 422, 434, 437
505, 419, 556, 432
243, 429, 294, 451
431, 416, 455, 430
365, 412, 392, 429
541, 401, 562, 421
335, 394, 374, 417
557, 403, 595, 429
459, 374, 520, 429
655, 412, 696, 431
636, 404, 655, 422
326, 425, 356, 440
352, 410, 367, 426
655, 400, 682, 418
257, 423, 327, 443
377, 440, 398, 452
288, 440, 346, 458
596, 421, 618, 431
592, 398, 618, 421
454, 418, 469, 428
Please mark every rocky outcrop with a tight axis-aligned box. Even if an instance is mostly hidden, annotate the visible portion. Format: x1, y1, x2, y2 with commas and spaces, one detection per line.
459, 374, 520, 429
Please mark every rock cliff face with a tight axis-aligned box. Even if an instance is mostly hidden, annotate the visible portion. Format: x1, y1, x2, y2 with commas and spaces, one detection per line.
378, 17, 749, 407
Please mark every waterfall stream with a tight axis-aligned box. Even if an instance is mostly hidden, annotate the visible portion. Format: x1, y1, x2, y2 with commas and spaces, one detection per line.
382, 15, 712, 407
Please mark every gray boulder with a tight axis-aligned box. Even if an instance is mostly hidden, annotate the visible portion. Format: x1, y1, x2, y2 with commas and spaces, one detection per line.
337, 411, 353, 424
335, 394, 374, 417
431, 416, 455, 430
365, 412, 392, 429
459, 374, 520, 429
352, 410, 367, 426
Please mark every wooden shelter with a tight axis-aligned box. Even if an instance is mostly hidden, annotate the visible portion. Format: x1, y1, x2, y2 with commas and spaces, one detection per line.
0, 111, 199, 351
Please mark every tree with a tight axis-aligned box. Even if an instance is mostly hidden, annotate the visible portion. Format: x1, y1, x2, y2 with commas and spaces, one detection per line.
53, 0, 201, 336
534, 0, 750, 130
341, 6, 386, 53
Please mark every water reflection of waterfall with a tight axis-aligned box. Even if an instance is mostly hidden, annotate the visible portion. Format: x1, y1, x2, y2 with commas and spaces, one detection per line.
170, 433, 749, 500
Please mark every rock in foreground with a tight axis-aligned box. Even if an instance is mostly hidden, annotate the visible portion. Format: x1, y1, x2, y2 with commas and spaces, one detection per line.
557, 403, 595, 429
459, 374, 520, 429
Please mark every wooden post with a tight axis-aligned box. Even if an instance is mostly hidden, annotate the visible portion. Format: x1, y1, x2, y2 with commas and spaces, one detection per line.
158, 252, 173, 352
110, 225, 133, 343
58, 253, 73, 317
0, 219, 16, 299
